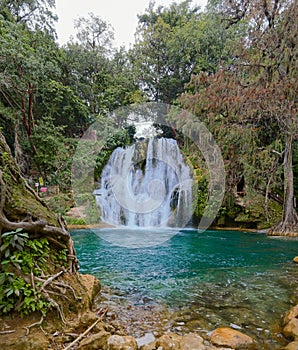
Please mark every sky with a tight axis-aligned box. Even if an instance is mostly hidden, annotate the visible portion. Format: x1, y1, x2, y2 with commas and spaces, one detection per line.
55, 0, 207, 48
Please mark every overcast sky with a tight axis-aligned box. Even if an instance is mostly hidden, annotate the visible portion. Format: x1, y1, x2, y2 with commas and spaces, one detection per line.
55, 0, 207, 48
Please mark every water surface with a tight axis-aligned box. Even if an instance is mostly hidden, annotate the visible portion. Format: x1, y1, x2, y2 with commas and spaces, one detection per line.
71, 228, 298, 348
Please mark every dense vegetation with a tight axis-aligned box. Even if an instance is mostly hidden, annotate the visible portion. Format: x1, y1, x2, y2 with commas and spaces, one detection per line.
0, 0, 297, 242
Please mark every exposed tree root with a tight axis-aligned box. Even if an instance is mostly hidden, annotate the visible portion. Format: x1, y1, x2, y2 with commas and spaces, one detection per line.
24, 316, 44, 336
0, 170, 78, 272
0, 330, 16, 335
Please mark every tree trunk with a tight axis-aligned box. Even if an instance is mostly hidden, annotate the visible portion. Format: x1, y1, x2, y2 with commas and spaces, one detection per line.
270, 134, 298, 235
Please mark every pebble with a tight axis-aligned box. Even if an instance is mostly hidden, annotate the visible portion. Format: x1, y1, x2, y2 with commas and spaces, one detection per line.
229, 323, 242, 330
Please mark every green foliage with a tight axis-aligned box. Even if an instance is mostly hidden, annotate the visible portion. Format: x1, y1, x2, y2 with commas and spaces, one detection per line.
132, 1, 240, 103
27, 117, 78, 189
0, 229, 66, 317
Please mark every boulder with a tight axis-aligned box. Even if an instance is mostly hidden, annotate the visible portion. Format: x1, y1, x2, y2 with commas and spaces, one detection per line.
284, 340, 298, 349
283, 318, 298, 339
80, 274, 101, 303
210, 327, 254, 349
283, 305, 298, 326
106, 335, 138, 350
155, 332, 181, 349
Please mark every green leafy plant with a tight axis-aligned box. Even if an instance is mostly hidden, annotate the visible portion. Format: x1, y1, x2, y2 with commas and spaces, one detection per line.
0, 229, 56, 317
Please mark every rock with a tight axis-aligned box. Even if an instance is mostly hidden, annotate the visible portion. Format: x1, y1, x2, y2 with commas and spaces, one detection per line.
136, 332, 155, 347
80, 274, 101, 303
283, 318, 298, 339
293, 256, 298, 263
155, 332, 181, 349
283, 305, 298, 326
106, 335, 138, 350
79, 311, 99, 327
210, 327, 254, 349
140, 342, 156, 350
284, 340, 298, 349
77, 330, 110, 349
179, 333, 205, 350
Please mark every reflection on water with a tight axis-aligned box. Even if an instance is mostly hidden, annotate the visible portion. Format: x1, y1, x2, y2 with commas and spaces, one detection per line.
71, 229, 298, 349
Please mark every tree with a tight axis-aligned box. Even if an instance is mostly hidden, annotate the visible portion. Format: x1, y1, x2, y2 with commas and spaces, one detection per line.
132, 0, 238, 105
0, 0, 57, 35
181, 0, 298, 234
0, 12, 61, 156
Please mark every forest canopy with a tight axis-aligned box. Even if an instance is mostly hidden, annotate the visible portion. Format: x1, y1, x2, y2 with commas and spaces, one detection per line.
0, 0, 297, 234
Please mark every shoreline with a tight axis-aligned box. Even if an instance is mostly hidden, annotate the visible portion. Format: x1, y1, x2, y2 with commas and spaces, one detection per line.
68, 223, 298, 237
68, 223, 264, 233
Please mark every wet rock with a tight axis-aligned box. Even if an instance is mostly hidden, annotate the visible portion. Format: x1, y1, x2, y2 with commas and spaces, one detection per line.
283, 305, 298, 326
179, 333, 205, 349
210, 327, 254, 349
283, 318, 298, 339
284, 340, 298, 349
77, 330, 110, 349
106, 334, 138, 350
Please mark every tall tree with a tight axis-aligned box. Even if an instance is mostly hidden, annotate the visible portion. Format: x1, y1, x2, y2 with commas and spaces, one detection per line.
181, 0, 298, 234
0, 0, 57, 35
132, 0, 238, 105
0, 14, 60, 155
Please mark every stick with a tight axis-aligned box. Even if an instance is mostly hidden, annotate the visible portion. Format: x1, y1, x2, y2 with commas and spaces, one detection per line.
63, 309, 108, 350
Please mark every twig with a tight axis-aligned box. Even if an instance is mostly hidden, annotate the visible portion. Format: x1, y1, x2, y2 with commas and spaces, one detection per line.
63, 309, 108, 350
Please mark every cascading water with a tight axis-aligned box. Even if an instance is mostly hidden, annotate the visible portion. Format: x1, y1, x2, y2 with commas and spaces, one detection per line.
94, 137, 193, 227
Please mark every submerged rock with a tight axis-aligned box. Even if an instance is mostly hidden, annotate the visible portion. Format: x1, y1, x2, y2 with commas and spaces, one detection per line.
210, 327, 254, 349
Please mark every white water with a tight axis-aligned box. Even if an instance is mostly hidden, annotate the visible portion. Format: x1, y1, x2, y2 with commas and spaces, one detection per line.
94, 138, 193, 227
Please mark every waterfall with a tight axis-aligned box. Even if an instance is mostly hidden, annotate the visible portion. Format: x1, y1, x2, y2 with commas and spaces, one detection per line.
94, 137, 193, 227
